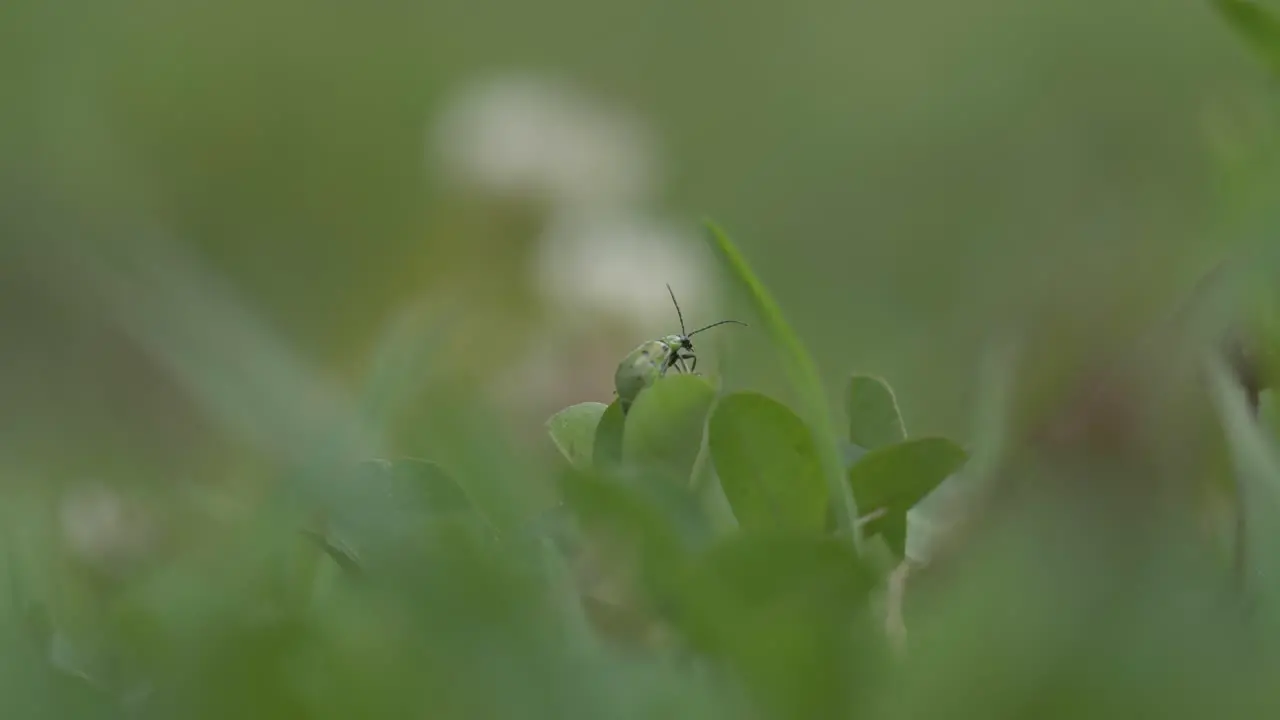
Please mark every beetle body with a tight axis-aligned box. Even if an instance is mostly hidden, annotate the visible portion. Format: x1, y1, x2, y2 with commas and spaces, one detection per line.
612, 286, 744, 414
615, 335, 695, 412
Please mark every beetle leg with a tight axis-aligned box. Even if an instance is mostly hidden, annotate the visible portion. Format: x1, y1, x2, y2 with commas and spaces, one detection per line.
672, 350, 695, 374
662, 354, 681, 375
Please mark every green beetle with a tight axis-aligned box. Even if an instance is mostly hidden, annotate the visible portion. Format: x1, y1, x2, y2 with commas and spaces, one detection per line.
614, 285, 746, 412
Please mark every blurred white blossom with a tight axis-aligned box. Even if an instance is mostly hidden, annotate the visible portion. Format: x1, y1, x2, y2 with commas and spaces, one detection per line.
535, 212, 718, 332
431, 74, 659, 215
431, 72, 725, 421
430, 71, 717, 327
59, 481, 155, 574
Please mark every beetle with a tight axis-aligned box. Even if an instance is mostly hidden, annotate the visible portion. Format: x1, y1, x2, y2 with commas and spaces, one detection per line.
614, 285, 746, 412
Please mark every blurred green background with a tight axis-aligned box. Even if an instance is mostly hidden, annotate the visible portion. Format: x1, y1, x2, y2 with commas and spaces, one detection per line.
6, 0, 1273, 464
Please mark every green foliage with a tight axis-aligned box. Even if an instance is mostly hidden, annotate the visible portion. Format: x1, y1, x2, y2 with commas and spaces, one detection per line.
1213, 0, 1280, 77
703, 222, 862, 543
673, 533, 877, 719
1207, 354, 1280, 637
12, 11, 1280, 711
11, 253, 1280, 720
846, 439, 969, 557
559, 465, 690, 585
593, 399, 627, 470
547, 402, 610, 470
317, 457, 487, 573
846, 374, 908, 450
16, 225, 1280, 720
707, 392, 828, 533
623, 375, 717, 485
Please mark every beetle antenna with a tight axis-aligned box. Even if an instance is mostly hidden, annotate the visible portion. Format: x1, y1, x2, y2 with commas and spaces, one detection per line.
688, 319, 748, 337
666, 284, 687, 336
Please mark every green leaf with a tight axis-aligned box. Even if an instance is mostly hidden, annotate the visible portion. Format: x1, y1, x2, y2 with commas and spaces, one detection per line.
703, 221, 860, 542
686, 532, 873, 617
847, 438, 968, 555
546, 402, 609, 470
1213, 0, 1280, 76
848, 438, 968, 515
622, 374, 717, 484
592, 400, 627, 471
708, 392, 828, 533
558, 467, 690, 609
844, 438, 962, 515
845, 374, 906, 449
375, 457, 477, 515
872, 513, 909, 559
321, 458, 486, 570
674, 532, 874, 718
858, 534, 900, 580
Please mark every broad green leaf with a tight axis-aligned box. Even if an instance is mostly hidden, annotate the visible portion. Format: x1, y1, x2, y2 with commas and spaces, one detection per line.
622, 374, 716, 484
674, 532, 874, 719
848, 438, 968, 516
871, 513, 909, 559
593, 400, 626, 471
378, 457, 477, 516
703, 222, 860, 541
688, 533, 873, 615
322, 458, 486, 571
847, 438, 968, 556
692, 455, 741, 536
546, 402, 609, 470
1213, 0, 1280, 76
708, 392, 827, 532
845, 374, 906, 449
558, 467, 690, 611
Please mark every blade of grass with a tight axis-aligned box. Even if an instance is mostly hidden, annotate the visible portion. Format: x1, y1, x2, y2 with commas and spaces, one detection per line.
702, 220, 860, 548
1206, 352, 1280, 636
1213, 0, 1280, 77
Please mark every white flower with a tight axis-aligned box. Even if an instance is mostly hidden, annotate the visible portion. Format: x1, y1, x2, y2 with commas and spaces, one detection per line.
431, 72, 732, 421
534, 212, 719, 333
430, 73, 658, 215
